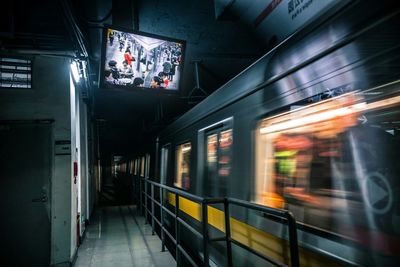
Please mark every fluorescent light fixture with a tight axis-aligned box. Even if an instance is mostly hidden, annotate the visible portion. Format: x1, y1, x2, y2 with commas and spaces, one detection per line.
70, 61, 80, 83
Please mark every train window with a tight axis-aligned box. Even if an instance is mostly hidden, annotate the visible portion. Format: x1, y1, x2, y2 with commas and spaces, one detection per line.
138, 158, 141, 176
134, 159, 138, 175
145, 153, 150, 178
205, 129, 233, 196
121, 162, 127, 173
130, 160, 134, 174
140, 156, 145, 177
255, 83, 400, 232
174, 142, 191, 190
160, 145, 170, 184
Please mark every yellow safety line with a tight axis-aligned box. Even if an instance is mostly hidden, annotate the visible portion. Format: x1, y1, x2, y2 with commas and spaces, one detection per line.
166, 192, 341, 267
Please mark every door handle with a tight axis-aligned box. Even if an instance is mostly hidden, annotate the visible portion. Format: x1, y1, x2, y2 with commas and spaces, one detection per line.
32, 195, 48, 203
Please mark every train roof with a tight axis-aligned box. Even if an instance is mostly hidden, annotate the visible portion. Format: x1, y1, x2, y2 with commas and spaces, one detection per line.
158, 2, 346, 139
159, 46, 274, 138
158, 0, 400, 139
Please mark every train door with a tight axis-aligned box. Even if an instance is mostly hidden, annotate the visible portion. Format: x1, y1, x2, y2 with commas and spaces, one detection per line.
203, 120, 233, 197
174, 142, 191, 190
160, 144, 170, 184
0, 121, 52, 266
141, 156, 145, 178
134, 158, 140, 206
255, 86, 400, 236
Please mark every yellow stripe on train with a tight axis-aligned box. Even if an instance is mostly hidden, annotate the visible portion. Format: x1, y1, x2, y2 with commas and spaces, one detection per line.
167, 192, 341, 266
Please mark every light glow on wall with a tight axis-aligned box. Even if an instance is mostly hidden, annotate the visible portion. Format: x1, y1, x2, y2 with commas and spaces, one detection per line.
70, 61, 80, 83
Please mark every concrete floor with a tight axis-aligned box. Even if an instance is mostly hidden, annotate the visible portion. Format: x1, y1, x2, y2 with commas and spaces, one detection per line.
74, 206, 176, 267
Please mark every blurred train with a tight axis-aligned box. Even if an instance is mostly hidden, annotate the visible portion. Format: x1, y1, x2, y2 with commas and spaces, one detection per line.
121, 1, 400, 266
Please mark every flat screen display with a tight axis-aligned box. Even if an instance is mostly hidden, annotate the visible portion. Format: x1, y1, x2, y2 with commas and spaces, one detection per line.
101, 27, 185, 92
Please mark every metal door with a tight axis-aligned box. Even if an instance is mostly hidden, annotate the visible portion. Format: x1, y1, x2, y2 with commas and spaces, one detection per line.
0, 121, 52, 266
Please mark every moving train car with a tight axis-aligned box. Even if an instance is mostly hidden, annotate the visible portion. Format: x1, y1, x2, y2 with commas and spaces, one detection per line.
136, 1, 400, 266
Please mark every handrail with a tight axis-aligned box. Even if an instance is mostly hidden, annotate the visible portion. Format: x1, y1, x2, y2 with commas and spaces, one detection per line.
147, 179, 205, 202
138, 177, 299, 267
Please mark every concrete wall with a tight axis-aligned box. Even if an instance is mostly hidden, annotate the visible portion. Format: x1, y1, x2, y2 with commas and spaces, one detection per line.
69, 75, 78, 261
70, 71, 92, 260
80, 102, 89, 233
0, 55, 75, 266
81, 101, 95, 231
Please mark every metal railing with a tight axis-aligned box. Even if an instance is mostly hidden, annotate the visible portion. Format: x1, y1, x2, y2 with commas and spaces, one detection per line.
138, 178, 299, 267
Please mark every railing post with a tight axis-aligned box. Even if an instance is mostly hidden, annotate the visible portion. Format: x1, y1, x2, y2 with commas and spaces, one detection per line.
139, 178, 142, 214
224, 199, 233, 267
287, 212, 299, 267
160, 187, 165, 252
139, 177, 144, 215
151, 183, 155, 235
135, 176, 138, 207
144, 180, 148, 224
175, 193, 181, 267
139, 177, 142, 214
202, 200, 209, 267
142, 179, 144, 219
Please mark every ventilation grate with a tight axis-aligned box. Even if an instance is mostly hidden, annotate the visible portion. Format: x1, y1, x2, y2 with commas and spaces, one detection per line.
0, 57, 32, 89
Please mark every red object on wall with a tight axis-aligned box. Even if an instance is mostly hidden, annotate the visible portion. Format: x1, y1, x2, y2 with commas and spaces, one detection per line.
74, 161, 78, 177
73, 161, 78, 184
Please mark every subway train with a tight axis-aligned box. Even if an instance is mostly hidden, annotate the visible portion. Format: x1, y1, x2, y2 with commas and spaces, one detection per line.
124, 1, 400, 266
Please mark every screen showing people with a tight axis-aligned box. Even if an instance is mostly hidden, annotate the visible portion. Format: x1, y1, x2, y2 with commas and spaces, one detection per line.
103, 28, 184, 91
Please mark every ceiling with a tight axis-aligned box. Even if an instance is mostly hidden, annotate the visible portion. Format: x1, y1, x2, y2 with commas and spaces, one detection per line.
1, 0, 271, 157
0, 0, 74, 51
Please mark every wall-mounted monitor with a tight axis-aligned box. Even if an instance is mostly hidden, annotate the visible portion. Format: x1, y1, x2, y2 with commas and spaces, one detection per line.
101, 26, 185, 93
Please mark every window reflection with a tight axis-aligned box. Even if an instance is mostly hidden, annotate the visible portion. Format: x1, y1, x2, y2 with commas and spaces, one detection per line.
219, 129, 233, 177
256, 85, 400, 239
140, 156, 145, 177
206, 129, 233, 196
175, 142, 191, 190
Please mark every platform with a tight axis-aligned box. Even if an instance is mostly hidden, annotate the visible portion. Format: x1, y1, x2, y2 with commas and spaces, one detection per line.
74, 206, 175, 267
